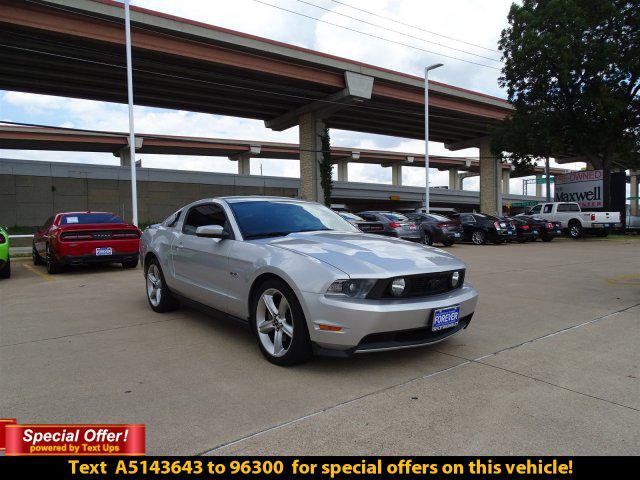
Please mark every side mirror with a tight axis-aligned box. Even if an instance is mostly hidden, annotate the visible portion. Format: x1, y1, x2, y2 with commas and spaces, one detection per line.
195, 225, 229, 239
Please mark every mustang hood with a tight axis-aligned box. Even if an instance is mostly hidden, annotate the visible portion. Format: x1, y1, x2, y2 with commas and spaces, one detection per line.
266, 231, 465, 276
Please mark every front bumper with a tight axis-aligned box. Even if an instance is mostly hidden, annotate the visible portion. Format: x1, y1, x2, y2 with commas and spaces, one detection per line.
303, 283, 478, 356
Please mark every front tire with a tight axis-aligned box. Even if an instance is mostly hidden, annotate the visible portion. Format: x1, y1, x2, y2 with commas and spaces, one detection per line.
145, 258, 179, 313
442, 240, 454, 247
471, 230, 486, 245
251, 278, 312, 366
541, 235, 553, 242
33, 247, 44, 265
0, 257, 10, 279
421, 231, 433, 246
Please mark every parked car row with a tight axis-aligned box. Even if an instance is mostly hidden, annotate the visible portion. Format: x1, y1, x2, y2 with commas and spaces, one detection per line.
337, 209, 563, 246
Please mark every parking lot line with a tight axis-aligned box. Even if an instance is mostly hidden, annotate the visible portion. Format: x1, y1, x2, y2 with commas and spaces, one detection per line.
22, 263, 56, 282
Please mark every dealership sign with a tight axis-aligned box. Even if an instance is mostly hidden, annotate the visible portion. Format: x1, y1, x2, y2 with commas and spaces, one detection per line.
554, 170, 603, 208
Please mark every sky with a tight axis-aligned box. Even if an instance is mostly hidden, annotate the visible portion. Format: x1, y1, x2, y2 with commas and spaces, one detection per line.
0, 0, 581, 195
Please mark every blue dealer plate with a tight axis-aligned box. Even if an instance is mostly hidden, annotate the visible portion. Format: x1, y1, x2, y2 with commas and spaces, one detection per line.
95, 247, 113, 256
432, 305, 460, 331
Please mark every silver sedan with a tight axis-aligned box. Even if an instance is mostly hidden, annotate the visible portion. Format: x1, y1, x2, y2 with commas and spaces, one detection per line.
140, 197, 478, 366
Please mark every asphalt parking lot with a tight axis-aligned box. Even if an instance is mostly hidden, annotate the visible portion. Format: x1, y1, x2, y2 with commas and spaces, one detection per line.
1, 237, 639, 455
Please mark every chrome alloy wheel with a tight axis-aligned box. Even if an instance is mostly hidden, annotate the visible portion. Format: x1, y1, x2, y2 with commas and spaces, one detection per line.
570, 225, 581, 238
472, 230, 484, 245
146, 264, 162, 307
256, 288, 294, 358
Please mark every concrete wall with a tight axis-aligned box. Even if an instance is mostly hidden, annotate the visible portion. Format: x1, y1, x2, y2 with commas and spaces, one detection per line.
0, 158, 546, 228
0, 159, 298, 227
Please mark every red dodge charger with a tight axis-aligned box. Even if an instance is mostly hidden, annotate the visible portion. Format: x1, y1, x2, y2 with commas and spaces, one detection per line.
32, 212, 141, 274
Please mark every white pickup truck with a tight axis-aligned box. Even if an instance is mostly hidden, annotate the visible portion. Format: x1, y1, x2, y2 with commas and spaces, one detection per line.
522, 202, 620, 239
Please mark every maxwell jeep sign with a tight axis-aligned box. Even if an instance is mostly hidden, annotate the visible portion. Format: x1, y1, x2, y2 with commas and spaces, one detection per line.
554, 170, 603, 208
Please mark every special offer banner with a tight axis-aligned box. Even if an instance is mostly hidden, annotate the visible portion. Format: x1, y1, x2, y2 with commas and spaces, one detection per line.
0, 419, 17, 450
4, 424, 145, 456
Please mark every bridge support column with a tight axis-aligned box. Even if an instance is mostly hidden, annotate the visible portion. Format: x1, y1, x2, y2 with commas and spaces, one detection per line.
391, 164, 402, 186
630, 172, 639, 216
535, 175, 543, 197
299, 112, 326, 202
114, 137, 143, 167
501, 169, 511, 195
479, 138, 501, 216
337, 160, 348, 182
229, 153, 251, 175
448, 168, 460, 190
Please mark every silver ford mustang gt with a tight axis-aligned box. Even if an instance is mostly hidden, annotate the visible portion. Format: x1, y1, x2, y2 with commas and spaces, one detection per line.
140, 197, 478, 365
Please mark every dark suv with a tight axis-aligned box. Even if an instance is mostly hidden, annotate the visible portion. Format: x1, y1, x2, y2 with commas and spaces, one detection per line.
449, 213, 516, 245
405, 212, 463, 246
357, 211, 422, 241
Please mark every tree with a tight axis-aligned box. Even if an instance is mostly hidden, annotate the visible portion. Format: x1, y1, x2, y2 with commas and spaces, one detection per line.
493, 0, 640, 208
319, 127, 333, 206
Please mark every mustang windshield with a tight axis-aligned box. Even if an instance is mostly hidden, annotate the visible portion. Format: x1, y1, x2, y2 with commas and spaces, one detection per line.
229, 201, 359, 239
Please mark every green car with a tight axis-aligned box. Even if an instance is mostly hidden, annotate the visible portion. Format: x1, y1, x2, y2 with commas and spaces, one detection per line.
0, 226, 10, 279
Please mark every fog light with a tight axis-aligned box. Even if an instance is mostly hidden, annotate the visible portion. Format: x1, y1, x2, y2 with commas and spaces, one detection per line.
390, 278, 406, 297
451, 271, 460, 287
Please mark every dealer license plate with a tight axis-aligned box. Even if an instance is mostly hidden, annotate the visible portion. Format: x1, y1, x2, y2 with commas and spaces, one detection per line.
453, 233, 461, 237
95, 247, 113, 256
432, 305, 460, 331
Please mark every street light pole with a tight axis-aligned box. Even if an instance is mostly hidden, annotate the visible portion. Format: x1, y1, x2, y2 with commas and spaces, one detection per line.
424, 63, 443, 213
124, 0, 138, 226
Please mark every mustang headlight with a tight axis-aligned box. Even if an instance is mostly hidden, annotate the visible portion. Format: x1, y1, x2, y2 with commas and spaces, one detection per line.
326, 279, 376, 298
390, 277, 406, 297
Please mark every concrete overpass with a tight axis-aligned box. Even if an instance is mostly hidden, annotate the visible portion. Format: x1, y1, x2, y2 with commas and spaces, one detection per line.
0, 158, 545, 228
0, 125, 571, 194
0, 0, 513, 214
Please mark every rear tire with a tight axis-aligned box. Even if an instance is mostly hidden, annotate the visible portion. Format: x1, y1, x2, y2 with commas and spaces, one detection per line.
145, 258, 179, 313
541, 235, 553, 242
45, 245, 62, 274
442, 240, 454, 247
0, 257, 10, 279
122, 257, 139, 269
422, 231, 433, 246
569, 221, 583, 239
595, 229, 609, 238
250, 278, 312, 366
516, 238, 526, 244
471, 230, 486, 245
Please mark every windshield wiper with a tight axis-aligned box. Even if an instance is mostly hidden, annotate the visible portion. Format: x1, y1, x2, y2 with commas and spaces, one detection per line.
244, 228, 332, 240
244, 231, 293, 239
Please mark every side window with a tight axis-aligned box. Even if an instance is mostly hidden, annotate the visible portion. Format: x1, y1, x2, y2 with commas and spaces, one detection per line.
460, 214, 475, 223
182, 203, 232, 237
543, 204, 553, 213
568, 204, 580, 212
359, 213, 376, 221
529, 205, 542, 215
557, 203, 575, 212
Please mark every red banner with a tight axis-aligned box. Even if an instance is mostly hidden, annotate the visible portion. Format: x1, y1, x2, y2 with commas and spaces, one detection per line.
5, 424, 145, 456
0, 419, 17, 450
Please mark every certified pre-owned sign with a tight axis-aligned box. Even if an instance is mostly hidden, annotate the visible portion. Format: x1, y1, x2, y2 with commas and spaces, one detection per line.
554, 170, 603, 208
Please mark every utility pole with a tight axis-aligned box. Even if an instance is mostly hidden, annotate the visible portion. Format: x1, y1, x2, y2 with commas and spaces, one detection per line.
124, 0, 138, 226
424, 63, 443, 213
